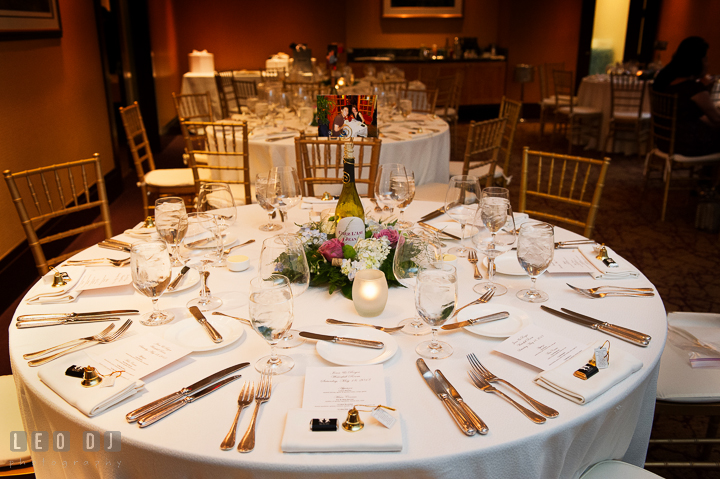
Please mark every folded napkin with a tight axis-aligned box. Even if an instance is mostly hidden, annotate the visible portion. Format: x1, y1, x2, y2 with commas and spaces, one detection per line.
300, 197, 338, 210
533, 340, 643, 404
38, 354, 144, 417
26, 267, 85, 304
281, 408, 402, 453
578, 245, 640, 279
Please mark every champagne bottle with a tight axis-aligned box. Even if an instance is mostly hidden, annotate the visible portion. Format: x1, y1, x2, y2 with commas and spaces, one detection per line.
334, 139, 365, 247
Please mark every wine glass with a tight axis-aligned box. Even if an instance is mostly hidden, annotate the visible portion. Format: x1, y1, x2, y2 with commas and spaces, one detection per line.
298, 106, 314, 128
374, 163, 409, 214
392, 228, 443, 335
176, 213, 223, 311
154, 197, 188, 266
444, 175, 481, 257
130, 241, 174, 326
399, 98, 412, 118
197, 183, 236, 267
516, 222, 555, 303
415, 263, 458, 359
249, 274, 295, 374
395, 170, 415, 228
266, 166, 302, 218
471, 190, 516, 296
255, 101, 269, 126
256, 174, 282, 231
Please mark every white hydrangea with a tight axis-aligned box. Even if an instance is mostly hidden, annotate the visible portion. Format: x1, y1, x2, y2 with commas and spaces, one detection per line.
340, 237, 391, 280
298, 226, 327, 248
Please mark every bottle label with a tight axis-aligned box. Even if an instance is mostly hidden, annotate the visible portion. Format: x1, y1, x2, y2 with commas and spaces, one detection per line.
337, 217, 365, 247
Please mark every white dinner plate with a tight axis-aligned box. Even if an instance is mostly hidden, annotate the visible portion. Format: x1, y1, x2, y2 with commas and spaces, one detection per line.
310, 325, 398, 366
163, 316, 246, 352
428, 221, 479, 239
132, 267, 200, 295
124, 222, 158, 238
457, 303, 531, 338
485, 252, 526, 275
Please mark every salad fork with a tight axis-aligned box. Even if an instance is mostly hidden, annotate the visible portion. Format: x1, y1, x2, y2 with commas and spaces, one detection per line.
467, 354, 558, 418
220, 382, 254, 450
467, 249, 482, 279
23, 324, 116, 360
66, 257, 130, 267
326, 318, 405, 333
238, 370, 272, 452
453, 289, 495, 317
569, 285, 655, 299
467, 370, 546, 424
566, 283, 654, 294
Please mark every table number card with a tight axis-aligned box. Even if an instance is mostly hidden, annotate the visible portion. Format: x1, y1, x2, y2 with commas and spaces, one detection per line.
302, 365, 386, 410
494, 324, 586, 371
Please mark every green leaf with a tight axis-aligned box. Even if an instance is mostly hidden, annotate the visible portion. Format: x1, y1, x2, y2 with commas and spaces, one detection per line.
342, 245, 357, 260
341, 282, 353, 299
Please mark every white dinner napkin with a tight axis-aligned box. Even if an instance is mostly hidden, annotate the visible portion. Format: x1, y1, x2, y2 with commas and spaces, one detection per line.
26, 267, 85, 304
533, 340, 643, 404
281, 408, 402, 453
578, 245, 640, 279
38, 354, 144, 417
301, 198, 339, 210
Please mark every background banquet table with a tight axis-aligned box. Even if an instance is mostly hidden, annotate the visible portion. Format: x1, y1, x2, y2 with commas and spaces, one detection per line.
181, 71, 262, 120
10, 200, 666, 479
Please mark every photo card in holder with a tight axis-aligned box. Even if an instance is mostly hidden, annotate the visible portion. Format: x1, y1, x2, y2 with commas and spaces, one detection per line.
318, 95, 377, 139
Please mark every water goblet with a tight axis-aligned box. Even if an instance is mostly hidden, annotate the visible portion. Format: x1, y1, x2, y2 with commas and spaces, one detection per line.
395, 170, 415, 228
197, 183, 236, 267
471, 193, 516, 296
249, 275, 295, 374
154, 197, 188, 266
256, 174, 282, 231
415, 263, 458, 359
444, 175, 481, 258
374, 163, 409, 214
266, 166, 302, 219
131, 241, 174, 326
177, 213, 223, 311
516, 222, 555, 303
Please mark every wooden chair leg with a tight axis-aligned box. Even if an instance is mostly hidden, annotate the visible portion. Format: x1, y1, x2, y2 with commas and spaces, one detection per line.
539, 107, 546, 137
700, 415, 720, 460
661, 160, 672, 221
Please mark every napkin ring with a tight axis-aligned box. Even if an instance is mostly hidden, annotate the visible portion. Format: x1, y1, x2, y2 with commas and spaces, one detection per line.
310, 418, 338, 432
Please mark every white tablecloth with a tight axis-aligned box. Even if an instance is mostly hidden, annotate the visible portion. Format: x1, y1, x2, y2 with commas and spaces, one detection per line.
10, 200, 666, 478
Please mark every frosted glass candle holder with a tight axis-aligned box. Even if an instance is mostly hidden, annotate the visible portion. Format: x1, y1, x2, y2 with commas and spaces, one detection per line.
352, 269, 388, 317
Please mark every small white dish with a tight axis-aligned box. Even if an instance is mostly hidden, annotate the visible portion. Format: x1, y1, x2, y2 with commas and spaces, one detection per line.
227, 255, 250, 272
163, 316, 246, 352
458, 303, 531, 338
486, 252, 526, 275
309, 325, 398, 366
442, 254, 458, 265
133, 267, 199, 295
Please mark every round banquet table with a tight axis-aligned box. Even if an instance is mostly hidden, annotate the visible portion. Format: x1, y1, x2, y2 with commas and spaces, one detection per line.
9, 200, 666, 479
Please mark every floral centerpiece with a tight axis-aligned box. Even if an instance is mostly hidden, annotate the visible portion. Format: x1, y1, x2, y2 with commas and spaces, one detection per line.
296, 214, 401, 299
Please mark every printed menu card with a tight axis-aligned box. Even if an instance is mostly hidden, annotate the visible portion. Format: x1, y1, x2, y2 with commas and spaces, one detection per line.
302, 365, 386, 410
494, 324, 586, 371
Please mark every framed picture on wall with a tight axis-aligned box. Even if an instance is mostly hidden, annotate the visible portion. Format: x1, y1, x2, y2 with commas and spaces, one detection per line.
0, 0, 62, 39
382, 0, 463, 19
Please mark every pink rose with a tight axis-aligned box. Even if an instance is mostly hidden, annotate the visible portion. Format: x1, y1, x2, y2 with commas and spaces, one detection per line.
374, 228, 399, 246
318, 238, 345, 261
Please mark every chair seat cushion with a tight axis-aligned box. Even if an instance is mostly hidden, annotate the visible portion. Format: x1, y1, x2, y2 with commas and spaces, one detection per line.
414, 183, 451, 202
650, 149, 720, 164
0, 375, 32, 466
613, 111, 651, 121
557, 105, 602, 116
448, 162, 504, 179
435, 107, 457, 118
144, 168, 197, 188
541, 95, 578, 106
580, 460, 662, 479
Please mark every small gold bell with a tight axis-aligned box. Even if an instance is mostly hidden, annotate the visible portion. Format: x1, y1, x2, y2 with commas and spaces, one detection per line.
143, 216, 156, 228
80, 366, 103, 388
321, 192, 333, 201
51, 271, 68, 288
342, 407, 364, 432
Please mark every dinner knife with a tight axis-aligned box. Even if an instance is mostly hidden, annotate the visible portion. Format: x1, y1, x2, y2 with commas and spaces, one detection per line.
540, 306, 651, 347
137, 375, 241, 427
418, 222, 462, 241
16, 317, 121, 328
168, 266, 190, 291
441, 312, 510, 331
419, 207, 445, 222
17, 310, 139, 321
187, 233, 227, 248
298, 332, 384, 349
126, 362, 250, 422
98, 242, 131, 252
189, 306, 223, 343
560, 308, 652, 343
434, 370, 488, 434
416, 359, 476, 436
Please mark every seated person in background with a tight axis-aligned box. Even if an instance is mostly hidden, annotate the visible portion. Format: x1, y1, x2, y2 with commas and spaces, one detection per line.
350, 104, 365, 124
653, 36, 720, 156
331, 105, 348, 137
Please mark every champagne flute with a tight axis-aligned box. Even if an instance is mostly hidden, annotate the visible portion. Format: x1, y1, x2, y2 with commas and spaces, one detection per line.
516, 222, 555, 303
392, 228, 443, 335
256, 174, 282, 231
197, 183, 236, 267
395, 170, 415, 228
415, 263, 458, 359
249, 274, 295, 374
177, 213, 223, 311
374, 163, 409, 215
444, 175, 481, 257
266, 166, 302, 219
154, 197, 188, 266
131, 241, 174, 326
471, 192, 516, 296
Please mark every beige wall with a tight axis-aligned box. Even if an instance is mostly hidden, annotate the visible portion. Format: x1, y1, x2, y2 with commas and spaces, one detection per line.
0, 0, 113, 259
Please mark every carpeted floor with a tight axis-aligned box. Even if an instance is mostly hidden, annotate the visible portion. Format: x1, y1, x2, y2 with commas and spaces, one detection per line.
2, 120, 718, 478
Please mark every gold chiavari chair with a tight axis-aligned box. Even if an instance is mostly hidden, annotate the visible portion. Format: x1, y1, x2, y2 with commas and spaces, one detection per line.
180, 120, 252, 206
172, 91, 214, 122
232, 79, 258, 104
398, 88, 438, 114
711, 79, 720, 104
519, 147, 611, 238
538, 62, 566, 137
497, 96, 523, 186
282, 79, 328, 103
119, 102, 196, 216
552, 70, 602, 154
449, 117, 507, 187
294, 135, 381, 198
605, 73, 650, 158
370, 79, 408, 95
215, 71, 240, 119
434, 71, 464, 158
3, 154, 113, 275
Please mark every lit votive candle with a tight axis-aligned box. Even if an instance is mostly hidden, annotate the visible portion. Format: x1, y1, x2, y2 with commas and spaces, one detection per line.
352, 269, 389, 317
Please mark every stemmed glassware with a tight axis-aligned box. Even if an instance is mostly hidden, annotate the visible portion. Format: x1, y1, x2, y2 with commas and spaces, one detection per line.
177, 213, 223, 311
471, 187, 516, 296
249, 274, 295, 374
154, 197, 188, 266
298, 106, 314, 128
256, 174, 282, 231
392, 228, 443, 335
415, 263, 458, 359
197, 183, 236, 267
374, 163, 409, 218
516, 222, 555, 303
399, 99, 412, 118
255, 101, 269, 126
395, 170, 415, 228
444, 175, 481, 258
130, 241, 174, 326
266, 166, 302, 220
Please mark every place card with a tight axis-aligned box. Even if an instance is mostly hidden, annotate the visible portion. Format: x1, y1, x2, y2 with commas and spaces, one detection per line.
73, 268, 132, 292
302, 365, 386, 410
88, 334, 191, 380
494, 324, 586, 371
546, 249, 597, 274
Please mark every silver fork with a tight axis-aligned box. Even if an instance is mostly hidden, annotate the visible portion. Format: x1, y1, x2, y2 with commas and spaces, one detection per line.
28, 320, 133, 367
23, 324, 116, 360
571, 287, 655, 299
467, 353, 558, 418
238, 371, 272, 453
467, 370, 546, 424
453, 289, 495, 317
326, 318, 405, 333
66, 258, 130, 267
220, 382, 254, 450
467, 249, 482, 279
566, 283, 654, 294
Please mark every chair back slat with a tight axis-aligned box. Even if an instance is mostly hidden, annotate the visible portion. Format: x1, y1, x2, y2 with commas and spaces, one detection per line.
462, 117, 507, 186
610, 73, 646, 117
399, 88, 438, 114
552, 70, 576, 113
498, 96, 522, 183
215, 71, 239, 118
648, 90, 677, 156
539, 62, 565, 100
172, 92, 214, 123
